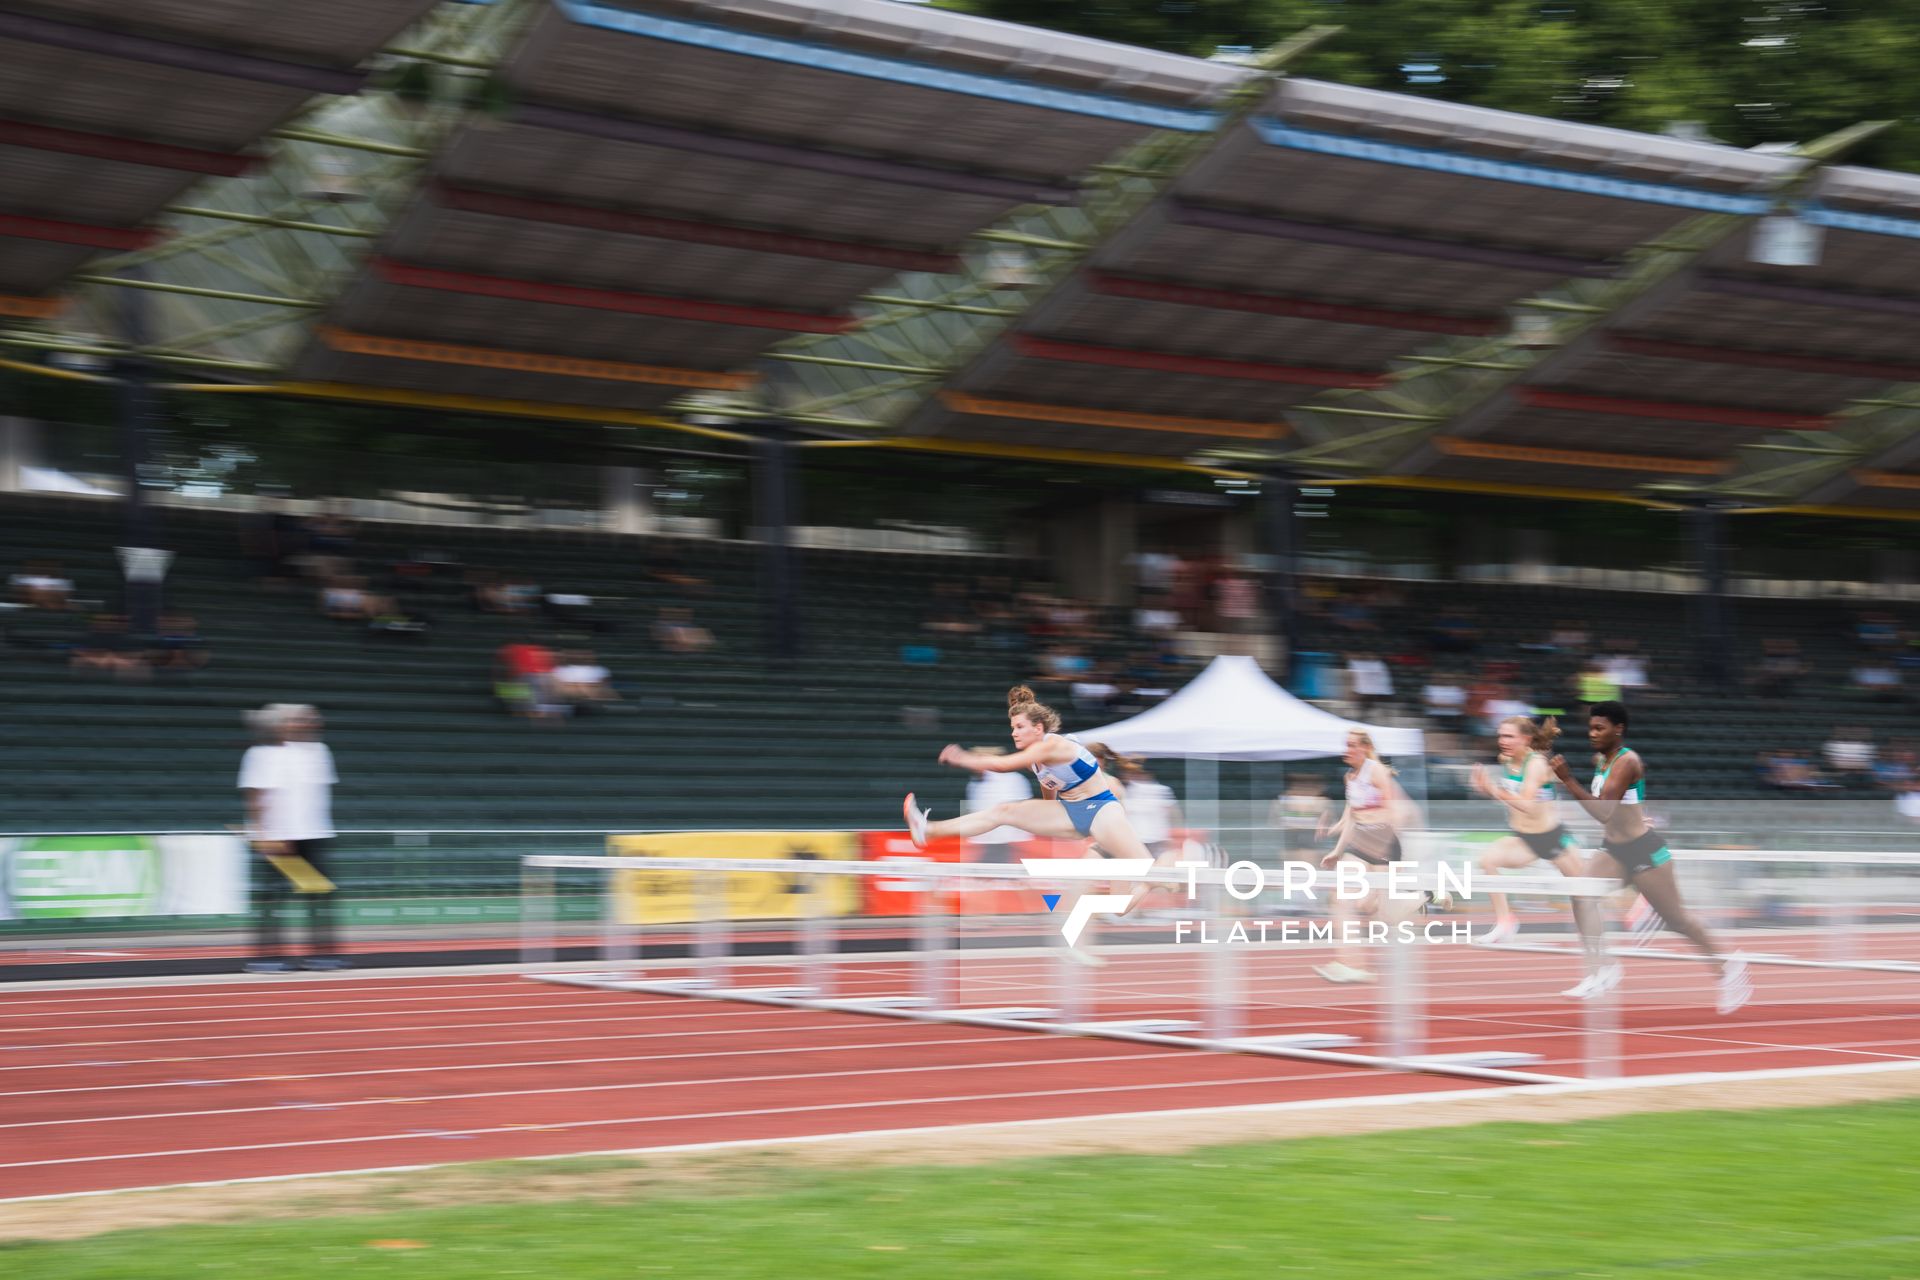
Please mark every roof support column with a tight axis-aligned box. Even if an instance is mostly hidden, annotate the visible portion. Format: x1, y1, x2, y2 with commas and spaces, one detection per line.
114, 269, 164, 637
1261, 468, 1301, 687
752, 423, 801, 666
1686, 502, 1732, 693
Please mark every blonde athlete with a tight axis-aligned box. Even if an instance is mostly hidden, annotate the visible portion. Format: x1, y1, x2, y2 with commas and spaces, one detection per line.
1472, 715, 1615, 998
1474, 715, 1573, 942
1314, 729, 1428, 984
904, 686, 1175, 926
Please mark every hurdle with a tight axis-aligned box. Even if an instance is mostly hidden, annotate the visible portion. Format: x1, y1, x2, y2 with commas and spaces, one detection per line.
518, 853, 1638, 1085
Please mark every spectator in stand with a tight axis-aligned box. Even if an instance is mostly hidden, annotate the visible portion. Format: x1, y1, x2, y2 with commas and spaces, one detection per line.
1823, 726, 1877, 783
500, 577, 542, 615
1347, 650, 1393, 718
1041, 643, 1091, 680
1601, 640, 1651, 694
976, 597, 1022, 652
654, 605, 714, 654
1464, 669, 1501, 729
1548, 620, 1590, 653
70, 614, 149, 680
319, 575, 372, 622
1759, 750, 1836, 792
365, 593, 430, 643
150, 614, 210, 672
1423, 672, 1467, 723
1575, 656, 1621, 709
1481, 689, 1534, 736
495, 635, 556, 719
1133, 549, 1178, 597
1871, 744, 1915, 793
1857, 611, 1900, 651
1852, 658, 1903, 702
1133, 595, 1181, 639
10, 560, 73, 611
469, 570, 513, 614
543, 590, 611, 635
1070, 671, 1120, 716
1214, 571, 1258, 634
1753, 638, 1808, 698
550, 649, 618, 713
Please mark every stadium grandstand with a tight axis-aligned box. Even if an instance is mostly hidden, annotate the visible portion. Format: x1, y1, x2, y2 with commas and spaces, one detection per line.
0, 1, 1917, 1264
3, 0, 1915, 931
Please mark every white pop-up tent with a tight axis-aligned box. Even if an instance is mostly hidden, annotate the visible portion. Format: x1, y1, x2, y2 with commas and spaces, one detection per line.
1076, 655, 1424, 854
1079, 655, 1423, 761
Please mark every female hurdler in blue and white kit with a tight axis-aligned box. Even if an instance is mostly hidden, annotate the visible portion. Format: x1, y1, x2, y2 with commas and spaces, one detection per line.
905, 685, 1170, 916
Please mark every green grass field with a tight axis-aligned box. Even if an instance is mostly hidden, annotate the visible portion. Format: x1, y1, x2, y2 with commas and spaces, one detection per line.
7, 1101, 1918, 1279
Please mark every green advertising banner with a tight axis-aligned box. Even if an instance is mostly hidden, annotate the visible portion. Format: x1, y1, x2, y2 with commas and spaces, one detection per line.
0, 835, 246, 921
4, 836, 161, 920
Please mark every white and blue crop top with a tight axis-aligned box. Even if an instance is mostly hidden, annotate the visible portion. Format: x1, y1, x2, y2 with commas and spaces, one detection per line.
1032, 735, 1104, 793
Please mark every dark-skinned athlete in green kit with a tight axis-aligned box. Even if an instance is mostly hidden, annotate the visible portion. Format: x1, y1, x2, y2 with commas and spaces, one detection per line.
1550, 701, 1751, 1015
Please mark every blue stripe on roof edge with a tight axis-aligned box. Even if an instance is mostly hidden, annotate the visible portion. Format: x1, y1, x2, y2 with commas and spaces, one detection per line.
1252, 118, 1772, 215
1801, 202, 1920, 241
554, 0, 1221, 133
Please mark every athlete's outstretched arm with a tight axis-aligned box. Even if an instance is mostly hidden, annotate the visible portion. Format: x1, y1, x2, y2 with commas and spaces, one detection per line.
939, 741, 1067, 773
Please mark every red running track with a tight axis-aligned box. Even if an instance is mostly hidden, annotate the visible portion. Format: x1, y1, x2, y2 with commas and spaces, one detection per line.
1, 935, 1915, 1201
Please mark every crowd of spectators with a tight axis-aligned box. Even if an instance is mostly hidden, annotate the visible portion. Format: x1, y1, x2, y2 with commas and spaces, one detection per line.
909, 570, 1196, 722
1758, 727, 1919, 795
6, 556, 212, 680
246, 507, 727, 720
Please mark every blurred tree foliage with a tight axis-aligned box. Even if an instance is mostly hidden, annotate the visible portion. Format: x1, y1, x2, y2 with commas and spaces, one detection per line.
950, 0, 1920, 170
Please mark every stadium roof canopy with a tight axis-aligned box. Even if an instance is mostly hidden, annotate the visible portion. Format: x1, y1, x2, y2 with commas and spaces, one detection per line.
903, 79, 1803, 460
0, 0, 439, 299
286, 0, 1241, 415
4, 0, 1920, 517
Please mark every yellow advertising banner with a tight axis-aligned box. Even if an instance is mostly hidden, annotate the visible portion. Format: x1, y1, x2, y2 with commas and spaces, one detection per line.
609, 831, 860, 925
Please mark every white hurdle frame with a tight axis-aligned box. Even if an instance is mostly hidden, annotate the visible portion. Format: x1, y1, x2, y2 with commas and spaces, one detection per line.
519, 854, 1635, 1086
1476, 847, 1920, 974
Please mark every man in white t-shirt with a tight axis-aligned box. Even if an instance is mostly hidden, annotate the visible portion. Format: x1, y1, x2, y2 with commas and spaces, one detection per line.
1347, 652, 1393, 717
239, 704, 343, 973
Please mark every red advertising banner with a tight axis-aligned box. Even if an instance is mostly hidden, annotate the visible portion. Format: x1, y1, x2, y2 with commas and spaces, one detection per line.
861, 831, 1059, 916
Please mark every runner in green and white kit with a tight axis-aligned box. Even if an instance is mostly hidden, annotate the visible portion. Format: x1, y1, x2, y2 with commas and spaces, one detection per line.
1472, 715, 1578, 943
1550, 701, 1751, 1014
1471, 715, 1612, 997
